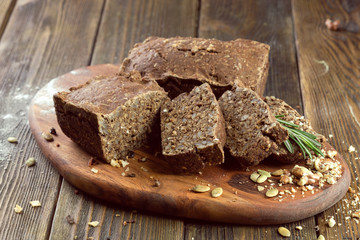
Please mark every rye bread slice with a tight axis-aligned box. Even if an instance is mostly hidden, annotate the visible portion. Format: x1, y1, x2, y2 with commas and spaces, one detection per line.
53, 71, 168, 162
218, 87, 288, 166
160, 83, 226, 174
263, 96, 325, 163
121, 36, 269, 98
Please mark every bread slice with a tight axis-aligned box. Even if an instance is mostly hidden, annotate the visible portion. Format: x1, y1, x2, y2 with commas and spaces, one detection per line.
218, 87, 288, 166
160, 83, 226, 173
53, 71, 168, 162
121, 36, 270, 98
263, 96, 325, 163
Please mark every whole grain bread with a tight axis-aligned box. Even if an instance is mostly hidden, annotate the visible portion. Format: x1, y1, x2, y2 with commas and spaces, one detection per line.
218, 87, 288, 166
120, 36, 270, 98
263, 96, 325, 163
53, 71, 168, 162
161, 83, 226, 174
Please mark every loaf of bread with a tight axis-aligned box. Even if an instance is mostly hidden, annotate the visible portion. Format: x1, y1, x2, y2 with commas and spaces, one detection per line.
263, 96, 325, 163
218, 86, 288, 166
160, 83, 226, 173
53, 72, 168, 162
120, 36, 270, 98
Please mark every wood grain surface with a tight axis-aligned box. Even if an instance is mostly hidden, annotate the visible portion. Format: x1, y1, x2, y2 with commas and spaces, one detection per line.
0, 0, 103, 239
293, 0, 360, 239
0, 0, 359, 239
29, 64, 350, 226
48, 1, 199, 239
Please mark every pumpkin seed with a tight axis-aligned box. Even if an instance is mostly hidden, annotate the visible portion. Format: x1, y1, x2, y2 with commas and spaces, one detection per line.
211, 187, 223, 198
271, 169, 283, 176
318, 235, 325, 240
26, 157, 36, 167
256, 175, 268, 183
42, 132, 54, 141
250, 172, 260, 182
258, 169, 271, 177
7, 137, 18, 143
192, 185, 210, 193
278, 226, 291, 237
266, 188, 279, 198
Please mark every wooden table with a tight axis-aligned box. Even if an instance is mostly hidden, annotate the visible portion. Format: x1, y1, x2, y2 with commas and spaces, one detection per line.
0, 0, 359, 239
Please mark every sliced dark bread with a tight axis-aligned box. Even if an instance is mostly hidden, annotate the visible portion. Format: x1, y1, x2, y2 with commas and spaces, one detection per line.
53, 71, 168, 162
218, 87, 288, 166
160, 83, 226, 173
264, 96, 325, 163
121, 36, 269, 98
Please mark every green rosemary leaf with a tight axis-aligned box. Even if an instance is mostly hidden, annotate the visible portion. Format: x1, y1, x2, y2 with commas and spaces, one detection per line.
289, 128, 317, 140
276, 118, 299, 128
276, 115, 324, 159
283, 139, 294, 153
289, 135, 307, 159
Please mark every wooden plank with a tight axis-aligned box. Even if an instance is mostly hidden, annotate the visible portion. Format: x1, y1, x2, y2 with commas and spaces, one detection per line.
186, 0, 318, 239
0, 0, 16, 38
199, 0, 302, 112
293, 0, 360, 239
92, 0, 199, 65
49, 0, 198, 239
0, 0, 104, 239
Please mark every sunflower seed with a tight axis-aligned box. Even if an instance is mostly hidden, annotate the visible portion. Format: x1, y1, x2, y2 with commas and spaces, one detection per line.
266, 188, 279, 198
26, 157, 36, 167
211, 187, 223, 198
271, 169, 284, 176
7, 137, 18, 143
42, 132, 54, 141
278, 226, 291, 237
192, 185, 210, 193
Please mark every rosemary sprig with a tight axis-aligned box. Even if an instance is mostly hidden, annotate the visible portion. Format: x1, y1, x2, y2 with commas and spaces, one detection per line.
275, 115, 325, 159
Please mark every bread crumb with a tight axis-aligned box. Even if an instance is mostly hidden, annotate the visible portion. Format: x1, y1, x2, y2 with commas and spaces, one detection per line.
88, 221, 99, 227
328, 216, 336, 227
14, 204, 23, 213
91, 168, 98, 173
349, 145, 356, 153
29, 200, 41, 207
120, 160, 129, 168
110, 160, 120, 168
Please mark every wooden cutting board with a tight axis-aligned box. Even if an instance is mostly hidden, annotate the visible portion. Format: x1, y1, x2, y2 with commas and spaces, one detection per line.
28, 64, 351, 225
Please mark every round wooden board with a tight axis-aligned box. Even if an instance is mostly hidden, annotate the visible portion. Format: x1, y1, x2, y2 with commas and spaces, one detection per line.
29, 64, 351, 225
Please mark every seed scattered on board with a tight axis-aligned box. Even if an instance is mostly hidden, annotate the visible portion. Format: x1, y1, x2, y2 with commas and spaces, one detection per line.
29, 200, 41, 208
192, 185, 210, 193
42, 132, 54, 141
211, 187, 223, 198
14, 204, 23, 214
8, 137, 18, 143
26, 157, 36, 167
278, 226, 291, 237
266, 188, 279, 198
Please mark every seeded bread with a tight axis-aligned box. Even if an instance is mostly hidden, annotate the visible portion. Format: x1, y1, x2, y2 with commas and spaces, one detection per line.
53, 72, 168, 162
161, 83, 226, 174
120, 36, 270, 98
263, 96, 325, 163
218, 87, 288, 166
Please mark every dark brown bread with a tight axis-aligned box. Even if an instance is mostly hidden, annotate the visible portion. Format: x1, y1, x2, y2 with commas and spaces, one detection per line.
53, 71, 168, 162
161, 83, 226, 174
263, 96, 325, 163
218, 87, 288, 166
120, 36, 270, 98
